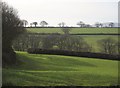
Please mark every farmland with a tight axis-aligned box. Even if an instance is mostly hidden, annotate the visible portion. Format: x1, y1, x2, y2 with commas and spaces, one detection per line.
27, 28, 119, 34
5, 28, 118, 86
83, 35, 118, 52
3, 1, 119, 87
3, 52, 119, 86
25, 28, 119, 52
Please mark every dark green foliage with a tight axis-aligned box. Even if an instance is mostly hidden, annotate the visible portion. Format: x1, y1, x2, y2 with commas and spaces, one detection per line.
12, 33, 42, 51
2, 2, 25, 66
27, 48, 119, 60
2, 82, 15, 86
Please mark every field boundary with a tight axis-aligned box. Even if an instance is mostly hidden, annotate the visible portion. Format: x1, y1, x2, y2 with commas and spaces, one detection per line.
26, 33, 120, 35
26, 27, 119, 28
27, 48, 120, 61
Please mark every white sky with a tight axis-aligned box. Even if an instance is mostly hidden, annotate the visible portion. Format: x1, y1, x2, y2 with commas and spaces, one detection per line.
3, 0, 119, 26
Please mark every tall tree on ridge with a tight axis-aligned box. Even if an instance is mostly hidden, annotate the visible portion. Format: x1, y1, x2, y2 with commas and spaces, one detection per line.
40, 21, 48, 27
33, 22, 38, 27
77, 21, 85, 27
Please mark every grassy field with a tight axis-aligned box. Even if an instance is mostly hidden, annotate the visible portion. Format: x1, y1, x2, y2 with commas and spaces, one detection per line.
26, 28, 119, 52
3, 52, 118, 86
27, 28, 119, 34
83, 35, 118, 52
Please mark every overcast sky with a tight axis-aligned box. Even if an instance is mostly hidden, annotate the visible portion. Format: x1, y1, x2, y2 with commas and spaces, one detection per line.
3, 0, 119, 26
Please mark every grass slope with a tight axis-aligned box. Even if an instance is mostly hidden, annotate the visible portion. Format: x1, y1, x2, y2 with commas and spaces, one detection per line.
3, 52, 118, 86
27, 28, 118, 34
83, 35, 118, 52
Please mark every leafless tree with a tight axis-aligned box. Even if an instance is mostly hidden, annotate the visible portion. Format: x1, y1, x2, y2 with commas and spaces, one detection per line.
98, 37, 118, 55
109, 22, 114, 27
77, 21, 85, 27
95, 22, 100, 28
61, 27, 72, 35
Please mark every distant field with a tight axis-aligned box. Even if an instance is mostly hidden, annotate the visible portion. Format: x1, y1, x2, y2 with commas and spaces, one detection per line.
27, 28, 119, 34
26, 27, 119, 52
83, 35, 118, 52
3, 52, 118, 86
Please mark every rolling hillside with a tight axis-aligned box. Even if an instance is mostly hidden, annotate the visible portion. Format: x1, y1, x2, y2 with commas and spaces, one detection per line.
3, 52, 118, 86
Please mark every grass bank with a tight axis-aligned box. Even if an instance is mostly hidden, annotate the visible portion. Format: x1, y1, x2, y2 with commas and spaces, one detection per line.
3, 52, 118, 86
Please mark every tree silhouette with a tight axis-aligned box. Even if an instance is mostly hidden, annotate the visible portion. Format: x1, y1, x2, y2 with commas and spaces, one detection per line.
2, 2, 25, 66
109, 22, 114, 27
61, 22, 65, 27
85, 24, 91, 28
61, 27, 72, 35
58, 22, 65, 27
98, 38, 117, 55
22, 20, 28, 27
99, 23, 103, 28
77, 21, 85, 27
33, 22, 38, 27
40, 21, 48, 27
58, 23, 62, 27
95, 22, 100, 28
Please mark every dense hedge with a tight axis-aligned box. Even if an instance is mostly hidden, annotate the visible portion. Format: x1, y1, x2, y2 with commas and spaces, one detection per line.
27, 48, 119, 60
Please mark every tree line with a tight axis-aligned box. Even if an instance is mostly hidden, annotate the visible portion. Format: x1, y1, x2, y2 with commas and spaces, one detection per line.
12, 32, 92, 53
2, 2, 25, 66
12, 28, 119, 55
22, 20, 115, 28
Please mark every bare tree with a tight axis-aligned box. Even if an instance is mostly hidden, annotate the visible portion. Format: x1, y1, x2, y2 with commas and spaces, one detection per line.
95, 22, 100, 28
61, 27, 72, 35
33, 22, 38, 27
58, 23, 62, 27
109, 22, 114, 27
85, 24, 91, 28
58, 22, 65, 27
40, 21, 48, 27
77, 21, 85, 27
61, 22, 66, 27
98, 38, 118, 55
99, 23, 103, 28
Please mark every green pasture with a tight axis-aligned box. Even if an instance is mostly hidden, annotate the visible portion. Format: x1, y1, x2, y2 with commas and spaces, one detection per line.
26, 27, 119, 52
82, 35, 118, 52
27, 28, 119, 34
3, 52, 118, 86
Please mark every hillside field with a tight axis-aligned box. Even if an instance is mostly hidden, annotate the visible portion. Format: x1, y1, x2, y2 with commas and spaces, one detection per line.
27, 28, 119, 34
26, 28, 119, 52
3, 52, 118, 86
83, 35, 118, 52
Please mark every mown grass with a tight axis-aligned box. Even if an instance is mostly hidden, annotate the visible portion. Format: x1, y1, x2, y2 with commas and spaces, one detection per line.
3, 52, 118, 86
27, 28, 119, 34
